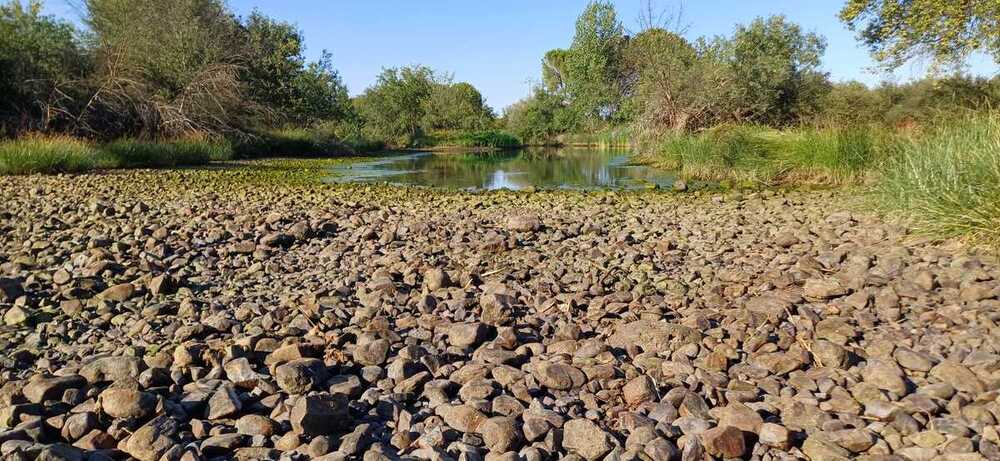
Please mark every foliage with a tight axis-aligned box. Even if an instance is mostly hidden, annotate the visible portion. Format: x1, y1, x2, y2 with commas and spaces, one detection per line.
99, 138, 228, 168
625, 29, 730, 133
563, 1, 626, 124
725, 15, 829, 126
0, 135, 97, 174
0, 0, 87, 137
503, 88, 578, 144
354, 66, 437, 147
455, 130, 521, 148
82, 0, 248, 137
243, 13, 350, 126
877, 114, 1000, 247
422, 82, 494, 132
840, 0, 1000, 71
231, 127, 352, 158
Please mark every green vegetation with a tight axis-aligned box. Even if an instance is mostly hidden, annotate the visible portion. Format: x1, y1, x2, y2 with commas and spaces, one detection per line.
877, 115, 1000, 246
99, 139, 229, 168
647, 125, 885, 187
840, 0, 1000, 71
0, 136, 98, 174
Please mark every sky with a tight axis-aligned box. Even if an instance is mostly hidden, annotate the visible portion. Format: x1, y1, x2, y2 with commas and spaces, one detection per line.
44, 0, 999, 112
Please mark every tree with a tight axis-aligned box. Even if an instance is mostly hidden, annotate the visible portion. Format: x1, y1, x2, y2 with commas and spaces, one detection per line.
84, 0, 247, 137
624, 28, 729, 132
0, 0, 87, 136
726, 15, 829, 126
564, 1, 627, 123
840, 0, 1000, 71
422, 81, 494, 131
242, 12, 350, 127
542, 49, 571, 94
355, 65, 437, 147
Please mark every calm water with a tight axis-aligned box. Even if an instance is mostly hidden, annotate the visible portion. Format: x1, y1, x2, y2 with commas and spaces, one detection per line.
327, 148, 676, 191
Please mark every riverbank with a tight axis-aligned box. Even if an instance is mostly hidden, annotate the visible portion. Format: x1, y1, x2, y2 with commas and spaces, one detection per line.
1, 164, 998, 460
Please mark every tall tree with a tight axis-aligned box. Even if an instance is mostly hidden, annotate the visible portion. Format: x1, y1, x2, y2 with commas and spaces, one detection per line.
564, 1, 626, 124
840, 0, 1000, 71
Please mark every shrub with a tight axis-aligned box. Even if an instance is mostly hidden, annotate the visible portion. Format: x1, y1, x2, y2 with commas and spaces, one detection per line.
0, 135, 97, 174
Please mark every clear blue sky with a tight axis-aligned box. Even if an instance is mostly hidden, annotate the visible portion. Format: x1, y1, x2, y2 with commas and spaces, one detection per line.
46, 0, 999, 112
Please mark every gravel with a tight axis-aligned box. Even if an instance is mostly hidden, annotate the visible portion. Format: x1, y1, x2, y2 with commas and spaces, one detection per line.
0, 166, 998, 460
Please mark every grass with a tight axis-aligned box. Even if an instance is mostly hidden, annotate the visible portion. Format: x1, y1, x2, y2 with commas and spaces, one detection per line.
876, 114, 1000, 247
0, 135, 99, 175
231, 128, 354, 159
559, 126, 632, 147
649, 125, 884, 187
421, 129, 522, 149
99, 138, 230, 168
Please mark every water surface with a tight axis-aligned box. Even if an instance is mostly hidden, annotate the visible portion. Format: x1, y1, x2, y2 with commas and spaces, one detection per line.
327, 148, 675, 191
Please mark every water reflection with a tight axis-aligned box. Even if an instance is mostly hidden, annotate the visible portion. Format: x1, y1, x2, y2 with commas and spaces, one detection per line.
328, 148, 676, 191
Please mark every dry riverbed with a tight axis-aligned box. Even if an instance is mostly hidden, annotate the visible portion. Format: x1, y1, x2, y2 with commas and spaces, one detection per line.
1, 161, 999, 461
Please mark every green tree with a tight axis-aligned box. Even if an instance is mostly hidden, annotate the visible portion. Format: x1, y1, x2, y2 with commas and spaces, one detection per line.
0, 0, 87, 136
542, 49, 571, 94
503, 88, 575, 144
422, 81, 494, 131
625, 29, 731, 132
355, 65, 437, 146
727, 15, 829, 126
242, 12, 350, 127
840, 0, 1000, 71
564, 1, 626, 124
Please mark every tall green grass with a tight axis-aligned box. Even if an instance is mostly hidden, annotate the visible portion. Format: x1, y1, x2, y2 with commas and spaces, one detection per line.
651, 125, 883, 187
99, 139, 231, 168
559, 126, 632, 147
231, 128, 354, 158
877, 115, 1000, 247
0, 135, 99, 175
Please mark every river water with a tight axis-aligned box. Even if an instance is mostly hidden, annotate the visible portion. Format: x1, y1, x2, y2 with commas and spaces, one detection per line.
327, 148, 676, 191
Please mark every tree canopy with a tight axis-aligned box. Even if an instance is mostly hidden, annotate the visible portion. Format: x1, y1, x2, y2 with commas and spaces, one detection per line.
840, 0, 1000, 71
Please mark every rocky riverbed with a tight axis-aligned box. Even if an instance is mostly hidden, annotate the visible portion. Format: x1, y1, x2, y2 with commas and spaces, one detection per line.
1, 162, 999, 461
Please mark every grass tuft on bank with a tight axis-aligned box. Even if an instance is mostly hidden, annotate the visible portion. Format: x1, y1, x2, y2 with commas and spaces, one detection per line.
650, 125, 885, 187
0, 136, 99, 175
99, 138, 231, 168
876, 115, 1000, 247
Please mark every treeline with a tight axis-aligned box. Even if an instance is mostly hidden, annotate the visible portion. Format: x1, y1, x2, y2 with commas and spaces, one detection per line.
0, 0, 510, 153
500, 1, 1000, 144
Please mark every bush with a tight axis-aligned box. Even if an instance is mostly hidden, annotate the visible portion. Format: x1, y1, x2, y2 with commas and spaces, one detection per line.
0, 135, 98, 174
98, 139, 229, 168
877, 114, 1000, 247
